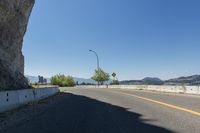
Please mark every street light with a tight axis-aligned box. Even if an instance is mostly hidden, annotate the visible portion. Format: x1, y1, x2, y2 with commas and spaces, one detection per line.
89, 49, 100, 86
89, 50, 100, 70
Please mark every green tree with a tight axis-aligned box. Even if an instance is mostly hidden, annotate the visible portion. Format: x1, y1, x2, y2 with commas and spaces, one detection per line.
91, 68, 110, 85
51, 74, 76, 87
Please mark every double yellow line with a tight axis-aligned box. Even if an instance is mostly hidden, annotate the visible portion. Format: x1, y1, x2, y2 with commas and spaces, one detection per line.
112, 91, 200, 116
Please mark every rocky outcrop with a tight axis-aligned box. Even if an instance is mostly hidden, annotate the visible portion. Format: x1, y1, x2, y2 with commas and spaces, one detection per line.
0, 0, 35, 90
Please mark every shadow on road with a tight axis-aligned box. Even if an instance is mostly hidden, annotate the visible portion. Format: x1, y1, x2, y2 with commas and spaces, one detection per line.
4, 92, 175, 133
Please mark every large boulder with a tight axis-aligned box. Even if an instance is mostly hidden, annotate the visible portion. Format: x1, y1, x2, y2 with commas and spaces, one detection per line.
0, 0, 35, 90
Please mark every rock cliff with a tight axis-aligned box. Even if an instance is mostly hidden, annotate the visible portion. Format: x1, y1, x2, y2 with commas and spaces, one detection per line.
0, 0, 35, 90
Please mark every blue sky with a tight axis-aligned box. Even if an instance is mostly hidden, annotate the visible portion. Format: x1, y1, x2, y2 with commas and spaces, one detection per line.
23, 0, 200, 80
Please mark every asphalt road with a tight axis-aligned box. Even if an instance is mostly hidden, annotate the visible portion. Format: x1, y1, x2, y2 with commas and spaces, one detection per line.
2, 87, 200, 133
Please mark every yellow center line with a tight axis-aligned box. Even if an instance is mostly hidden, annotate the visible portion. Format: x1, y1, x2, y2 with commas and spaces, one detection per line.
111, 90, 200, 117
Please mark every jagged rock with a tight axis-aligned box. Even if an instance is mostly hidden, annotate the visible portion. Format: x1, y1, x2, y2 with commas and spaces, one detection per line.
0, 0, 35, 90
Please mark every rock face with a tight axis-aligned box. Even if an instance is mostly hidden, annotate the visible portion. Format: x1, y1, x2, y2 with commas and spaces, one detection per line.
0, 0, 35, 90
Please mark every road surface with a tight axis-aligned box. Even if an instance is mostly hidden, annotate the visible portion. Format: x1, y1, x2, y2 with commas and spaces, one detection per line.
2, 87, 200, 133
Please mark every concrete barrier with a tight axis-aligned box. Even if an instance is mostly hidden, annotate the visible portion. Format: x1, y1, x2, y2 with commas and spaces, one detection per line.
78, 85, 200, 95
0, 87, 59, 113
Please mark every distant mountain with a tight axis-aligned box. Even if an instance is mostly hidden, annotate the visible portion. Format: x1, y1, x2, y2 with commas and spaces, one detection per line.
120, 75, 200, 85
142, 77, 164, 85
120, 77, 164, 85
26, 75, 200, 85
166, 75, 200, 85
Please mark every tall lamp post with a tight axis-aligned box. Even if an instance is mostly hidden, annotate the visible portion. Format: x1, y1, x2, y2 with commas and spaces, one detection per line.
89, 50, 100, 86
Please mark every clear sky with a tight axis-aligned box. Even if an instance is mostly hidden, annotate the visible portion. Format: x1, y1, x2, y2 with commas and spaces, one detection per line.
23, 0, 200, 80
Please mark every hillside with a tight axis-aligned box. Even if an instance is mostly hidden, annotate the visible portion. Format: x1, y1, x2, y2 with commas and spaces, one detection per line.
120, 75, 200, 85
166, 75, 200, 85
142, 77, 164, 85
120, 77, 164, 85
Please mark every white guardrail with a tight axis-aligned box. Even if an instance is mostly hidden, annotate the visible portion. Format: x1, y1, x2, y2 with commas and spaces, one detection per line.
78, 85, 200, 95
0, 87, 59, 113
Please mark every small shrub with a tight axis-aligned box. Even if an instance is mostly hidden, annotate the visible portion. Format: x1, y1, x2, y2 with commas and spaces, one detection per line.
51, 74, 76, 87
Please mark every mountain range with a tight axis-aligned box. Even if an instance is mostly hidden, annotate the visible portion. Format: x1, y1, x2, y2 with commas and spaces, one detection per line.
120, 75, 200, 85
120, 77, 164, 85
165, 75, 200, 85
26, 75, 200, 85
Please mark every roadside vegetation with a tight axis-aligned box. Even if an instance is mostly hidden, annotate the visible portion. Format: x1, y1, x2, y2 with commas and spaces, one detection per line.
110, 80, 120, 85
91, 68, 110, 85
51, 74, 76, 87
